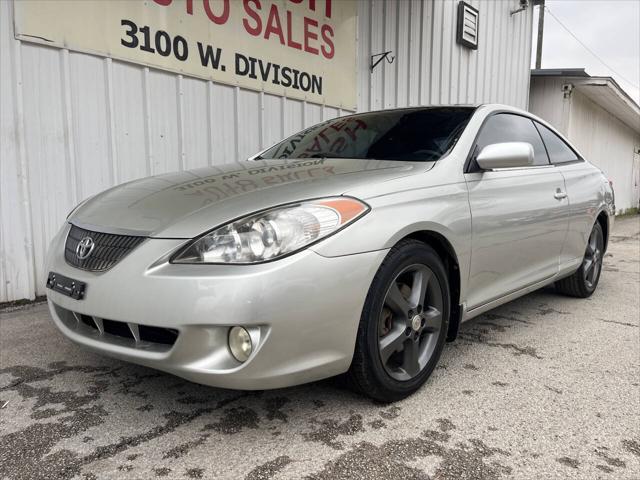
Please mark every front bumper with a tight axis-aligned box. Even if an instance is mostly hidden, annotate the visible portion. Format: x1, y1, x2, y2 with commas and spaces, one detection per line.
45, 224, 387, 389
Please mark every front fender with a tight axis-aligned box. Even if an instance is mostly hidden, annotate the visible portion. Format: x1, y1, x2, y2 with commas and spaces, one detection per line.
310, 182, 472, 298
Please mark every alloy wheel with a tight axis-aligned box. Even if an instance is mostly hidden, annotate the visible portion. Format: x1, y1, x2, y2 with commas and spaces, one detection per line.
583, 226, 604, 289
377, 264, 444, 381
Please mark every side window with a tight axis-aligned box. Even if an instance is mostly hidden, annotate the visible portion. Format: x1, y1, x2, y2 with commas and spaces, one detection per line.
475, 114, 550, 166
535, 122, 580, 164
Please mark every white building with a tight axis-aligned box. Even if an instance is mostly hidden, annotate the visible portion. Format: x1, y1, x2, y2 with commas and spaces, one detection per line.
1, 0, 534, 303
529, 68, 640, 214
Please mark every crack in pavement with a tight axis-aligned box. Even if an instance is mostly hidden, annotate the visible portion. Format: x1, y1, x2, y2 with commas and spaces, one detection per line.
0, 362, 252, 479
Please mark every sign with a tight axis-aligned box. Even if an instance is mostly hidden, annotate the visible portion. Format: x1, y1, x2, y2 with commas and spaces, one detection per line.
13, 0, 357, 109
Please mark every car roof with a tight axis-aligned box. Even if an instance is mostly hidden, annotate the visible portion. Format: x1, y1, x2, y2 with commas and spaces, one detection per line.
344, 103, 536, 117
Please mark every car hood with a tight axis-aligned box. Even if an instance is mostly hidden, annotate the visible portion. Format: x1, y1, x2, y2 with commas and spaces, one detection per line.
71, 158, 433, 238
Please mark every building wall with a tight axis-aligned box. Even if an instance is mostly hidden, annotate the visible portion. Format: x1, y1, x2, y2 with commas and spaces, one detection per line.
528, 77, 569, 132
567, 91, 640, 213
1, 0, 533, 303
357, 0, 533, 111
529, 77, 640, 214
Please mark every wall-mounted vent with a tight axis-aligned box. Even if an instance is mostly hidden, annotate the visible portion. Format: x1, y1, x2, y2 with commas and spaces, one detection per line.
457, 1, 479, 50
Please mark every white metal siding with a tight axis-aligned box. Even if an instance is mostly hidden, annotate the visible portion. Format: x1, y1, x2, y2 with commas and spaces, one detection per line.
567, 91, 640, 213
358, 0, 533, 111
0, 0, 533, 302
528, 77, 571, 134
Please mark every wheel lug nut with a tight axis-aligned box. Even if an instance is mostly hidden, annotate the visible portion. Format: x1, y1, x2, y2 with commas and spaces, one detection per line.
421, 318, 426, 328
405, 327, 412, 336
417, 305, 423, 313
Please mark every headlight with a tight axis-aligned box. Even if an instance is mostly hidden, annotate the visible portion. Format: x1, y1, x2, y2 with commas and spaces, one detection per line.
171, 197, 369, 264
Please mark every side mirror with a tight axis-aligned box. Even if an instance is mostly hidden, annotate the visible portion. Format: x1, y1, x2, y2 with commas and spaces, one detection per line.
476, 142, 534, 170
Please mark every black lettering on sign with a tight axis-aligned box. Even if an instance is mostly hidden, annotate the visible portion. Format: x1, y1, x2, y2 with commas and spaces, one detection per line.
120, 20, 138, 48
119, 20, 324, 97
139, 25, 155, 53
235, 53, 249, 75
198, 42, 224, 71
174, 35, 188, 61
155, 30, 171, 56
120, 19, 190, 63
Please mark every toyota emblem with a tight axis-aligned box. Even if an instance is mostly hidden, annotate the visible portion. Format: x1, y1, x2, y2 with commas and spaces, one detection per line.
76, 236, 95, 260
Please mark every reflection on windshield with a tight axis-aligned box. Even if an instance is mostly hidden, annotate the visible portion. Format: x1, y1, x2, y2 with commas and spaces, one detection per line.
259, 107, 474, 162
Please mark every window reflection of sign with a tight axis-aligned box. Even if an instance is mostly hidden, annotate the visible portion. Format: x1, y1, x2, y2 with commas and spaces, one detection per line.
273, 118, 369, 158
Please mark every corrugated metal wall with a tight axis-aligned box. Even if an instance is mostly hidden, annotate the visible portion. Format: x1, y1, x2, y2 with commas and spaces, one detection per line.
358, 0, 533, 111
528, 76, 571, 132
1, 0, 533, 302
567, 91, 639, 213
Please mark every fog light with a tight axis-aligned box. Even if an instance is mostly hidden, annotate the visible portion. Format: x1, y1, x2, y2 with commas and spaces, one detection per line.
228, 326, 252, 362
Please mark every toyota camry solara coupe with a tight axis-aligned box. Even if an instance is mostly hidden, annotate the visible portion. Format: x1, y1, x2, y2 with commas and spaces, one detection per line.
46, 104, 614, 402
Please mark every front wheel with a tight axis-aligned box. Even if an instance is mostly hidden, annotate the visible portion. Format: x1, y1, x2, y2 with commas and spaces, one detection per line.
555, 222, 604, 298
347, 240, 450, 402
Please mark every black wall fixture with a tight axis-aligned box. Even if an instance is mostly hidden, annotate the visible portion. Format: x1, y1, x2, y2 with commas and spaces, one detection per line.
370, 51, 395, 72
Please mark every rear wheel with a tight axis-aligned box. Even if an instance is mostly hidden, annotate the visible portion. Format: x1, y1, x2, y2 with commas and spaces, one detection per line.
348, 240, 450, 402
555, 222, 604, 298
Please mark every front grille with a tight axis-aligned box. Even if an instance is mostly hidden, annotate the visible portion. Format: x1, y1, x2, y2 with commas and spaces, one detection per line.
65, 225, 145, 272
54, 303, 179, 350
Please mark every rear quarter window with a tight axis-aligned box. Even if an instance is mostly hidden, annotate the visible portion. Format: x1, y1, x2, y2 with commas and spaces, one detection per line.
535, 122, 580, 164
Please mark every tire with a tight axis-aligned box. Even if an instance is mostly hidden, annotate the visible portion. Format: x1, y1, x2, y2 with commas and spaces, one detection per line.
347, 240, 450, 402
555, 222, 604, 298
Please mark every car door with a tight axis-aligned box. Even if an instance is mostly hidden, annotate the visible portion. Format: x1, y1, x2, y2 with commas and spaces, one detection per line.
533, 120, 603, 267
464, 113, 569, 310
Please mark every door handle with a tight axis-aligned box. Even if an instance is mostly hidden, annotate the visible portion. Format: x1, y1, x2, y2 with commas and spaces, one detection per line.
554, 190, 567, 200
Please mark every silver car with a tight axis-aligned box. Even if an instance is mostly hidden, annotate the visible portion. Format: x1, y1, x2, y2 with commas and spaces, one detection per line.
45, 104, 615, 402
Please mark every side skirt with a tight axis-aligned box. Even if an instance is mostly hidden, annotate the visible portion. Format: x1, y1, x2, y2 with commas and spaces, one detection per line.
461, 274, 559, 323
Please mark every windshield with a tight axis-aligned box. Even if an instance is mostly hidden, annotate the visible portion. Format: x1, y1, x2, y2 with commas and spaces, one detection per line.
257, 107, 474, 162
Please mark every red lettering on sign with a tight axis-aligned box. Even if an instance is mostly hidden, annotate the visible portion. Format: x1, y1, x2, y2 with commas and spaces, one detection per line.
150, 0, 339, 59
286, 10, 302, 50
203, 0, 230, 25
303, 17, 318, 54
321, 24, 334, 59
288, 0, 332, 19
243, 0, 262, 36
264, 4, 285, 44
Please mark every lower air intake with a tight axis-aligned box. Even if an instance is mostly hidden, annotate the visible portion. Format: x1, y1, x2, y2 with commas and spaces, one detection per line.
54, 304, 178, 350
